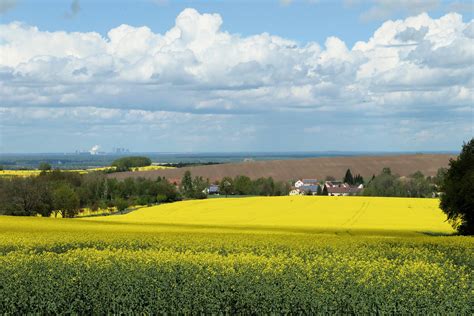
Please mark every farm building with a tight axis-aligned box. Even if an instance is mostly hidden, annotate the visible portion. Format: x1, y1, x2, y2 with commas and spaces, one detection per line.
291, 179, 320, 195
295, 179, 319, 188
298, 185, 320, 195
204, 184, 220, 195
325, 182, 363, 196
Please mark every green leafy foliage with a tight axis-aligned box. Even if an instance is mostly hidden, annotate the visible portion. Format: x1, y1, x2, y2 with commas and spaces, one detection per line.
0, 172, 180, 217
52, 184, 80, 218
111, 156, 152, 172
440, 138, 474, 235
217, 176, 290, 197
180, 171, 208, 199
344, 169, 354, 185
364, 168, 434, 198
38, 162, 52, 171
219, 177, 234, 196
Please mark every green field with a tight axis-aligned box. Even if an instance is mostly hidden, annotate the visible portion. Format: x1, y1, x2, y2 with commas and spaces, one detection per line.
0, 196, 472, 314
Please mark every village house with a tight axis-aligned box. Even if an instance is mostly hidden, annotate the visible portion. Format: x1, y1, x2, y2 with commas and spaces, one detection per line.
298, 184, 320, 195
292, 179, 320, 195
203, 184, 220, 195
325, 181, 363, 196
294, 179, 318, 188
290, 179, 363, 196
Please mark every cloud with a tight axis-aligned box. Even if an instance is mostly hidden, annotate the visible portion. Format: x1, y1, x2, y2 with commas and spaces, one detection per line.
358, 0, 440, 21
0, 0, 16, 14
447, 1, 474, 13
64, 0, 81, 19
0, 8, 472, 150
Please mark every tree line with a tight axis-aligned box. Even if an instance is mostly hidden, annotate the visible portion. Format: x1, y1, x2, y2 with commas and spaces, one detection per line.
0, 170, 180, 217
0, 169, 291, 217
179, 171, 291, 198
362, 167, 446, 198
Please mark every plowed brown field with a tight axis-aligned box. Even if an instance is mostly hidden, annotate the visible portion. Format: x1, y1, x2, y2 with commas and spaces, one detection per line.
108, 154, 454, 183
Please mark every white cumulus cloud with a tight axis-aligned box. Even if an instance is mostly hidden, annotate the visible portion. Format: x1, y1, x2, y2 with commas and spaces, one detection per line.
0, 9, 472, 120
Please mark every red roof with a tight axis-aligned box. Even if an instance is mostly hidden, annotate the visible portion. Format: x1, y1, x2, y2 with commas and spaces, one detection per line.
327, 186, 362, 194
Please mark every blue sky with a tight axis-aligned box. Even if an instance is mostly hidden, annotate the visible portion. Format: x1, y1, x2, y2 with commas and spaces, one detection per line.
0, 0, 473, 153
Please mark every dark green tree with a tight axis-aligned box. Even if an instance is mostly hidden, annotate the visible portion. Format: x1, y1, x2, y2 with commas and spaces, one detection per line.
322, 185, 328, 196
433, 167, 447, 187
39, 162, 52, 172
353, 174, 364, 185
0, 177, 54, 216
405, 171, 433, 198
273, 181, 291, 196
440, 139, 474, 235
363, 170, 405, 197
111, 156, 152, 172
191, 176, 208, 199
113, 198, 129, 213
181, 171, 193, 198
233, 175, 254, 195
53, 184, 80, 218
344, 169, 354, 185
316, 185, 323, 195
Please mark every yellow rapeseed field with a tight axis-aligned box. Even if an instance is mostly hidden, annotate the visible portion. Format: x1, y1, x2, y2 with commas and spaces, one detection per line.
0, 196, 472, 314
0, 165, 174, 177
91, 196, 453, 234
135, 165, 175, 171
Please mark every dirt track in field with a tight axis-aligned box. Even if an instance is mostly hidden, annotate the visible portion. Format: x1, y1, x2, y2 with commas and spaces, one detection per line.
108, 154, 454, 183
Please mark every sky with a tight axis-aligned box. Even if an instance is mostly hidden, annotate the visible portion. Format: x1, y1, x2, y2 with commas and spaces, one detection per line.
0, 0, 473, 153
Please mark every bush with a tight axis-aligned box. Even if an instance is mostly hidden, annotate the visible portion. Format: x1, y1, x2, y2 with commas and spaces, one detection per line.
111, 156, 152, 172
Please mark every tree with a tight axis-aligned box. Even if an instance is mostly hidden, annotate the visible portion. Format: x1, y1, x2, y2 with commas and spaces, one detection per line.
113, 198, 129, 213
111, 156, 152, 172
353, 174, 364, 185
39, 162, 52, 172
258, 177, 275, 196
155, 179, 180, 202
440, 138, 474, 235
316, 185, 323, 195
0, 177, 54, 217
433, 167, 447, 187
325, 175, 335, 181
181, 171, 193, 198
220, 177, 234, 197
273, 181, 291, 196
405, 171, 432, 198
322, 185, 328, 196
363, 169, 405, 197
344, 169, 354, 185
233, 175, 253, 195
191, 176, 208, 199
53, 184, 80, 218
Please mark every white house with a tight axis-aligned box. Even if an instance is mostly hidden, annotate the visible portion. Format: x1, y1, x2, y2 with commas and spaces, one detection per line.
289, 189, 301, 196
295, 179, 318, 188
292, 179, 320, 195
294, 180, 305, 188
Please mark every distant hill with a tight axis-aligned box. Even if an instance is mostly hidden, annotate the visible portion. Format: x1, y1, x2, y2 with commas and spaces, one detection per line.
108, 154, 454, 183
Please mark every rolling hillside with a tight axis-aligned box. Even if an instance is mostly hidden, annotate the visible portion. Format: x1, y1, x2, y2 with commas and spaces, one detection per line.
109, 154, 454, 183
87, 196, 453, 234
